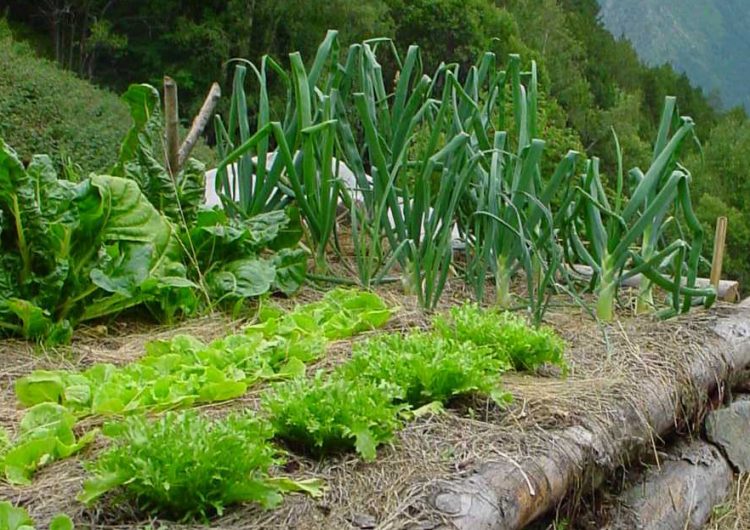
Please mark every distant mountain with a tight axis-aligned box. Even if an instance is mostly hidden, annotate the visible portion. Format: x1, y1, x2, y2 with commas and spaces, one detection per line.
598, 0, 750, 111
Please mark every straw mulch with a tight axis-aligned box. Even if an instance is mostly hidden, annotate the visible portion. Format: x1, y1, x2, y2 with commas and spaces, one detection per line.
707, 474, 750, 530
0, 282, 728, 529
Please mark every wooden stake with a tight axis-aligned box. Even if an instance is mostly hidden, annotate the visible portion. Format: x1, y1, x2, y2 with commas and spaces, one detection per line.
710, 216, 728, 292
178, 82, 221, 169
163, 76, 180, 176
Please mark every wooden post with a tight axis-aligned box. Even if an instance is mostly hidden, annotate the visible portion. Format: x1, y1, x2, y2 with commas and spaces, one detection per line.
710, 216, 728, 292
178, 82, 221, 169
163, 76, 180, 177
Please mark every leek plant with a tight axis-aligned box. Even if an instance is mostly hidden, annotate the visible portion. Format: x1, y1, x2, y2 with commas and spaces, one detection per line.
564, 98, 715, 321
341, 41, 481, 309
457, 55, 579, 317
213, 32, 343, 270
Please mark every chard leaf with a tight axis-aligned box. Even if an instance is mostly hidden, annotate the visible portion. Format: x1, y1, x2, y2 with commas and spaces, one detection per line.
206, 258, 276, 300
271, 248, 308, 295
3, 299, 55, 341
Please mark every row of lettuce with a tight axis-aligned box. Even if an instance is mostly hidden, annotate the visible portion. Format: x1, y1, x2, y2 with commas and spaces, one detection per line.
0, 291, 564, 523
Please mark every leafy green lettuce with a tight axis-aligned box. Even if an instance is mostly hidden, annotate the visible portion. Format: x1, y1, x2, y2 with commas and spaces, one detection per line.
80, 411, 323, 521
1, 403, 96, 485
15, 289, 391, 416
0, 501, 73, 530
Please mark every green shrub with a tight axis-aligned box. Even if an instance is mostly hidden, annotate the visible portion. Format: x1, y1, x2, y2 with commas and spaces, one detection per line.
263, 372, 403, 461
0, 19, 129, 173
341, 332, 512, 408
80, 411, 287, 521
433, 304, 566, 371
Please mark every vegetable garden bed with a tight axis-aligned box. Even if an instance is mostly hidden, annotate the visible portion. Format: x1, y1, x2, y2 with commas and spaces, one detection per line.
1, 283, 744, 529
1, 29, 746, 530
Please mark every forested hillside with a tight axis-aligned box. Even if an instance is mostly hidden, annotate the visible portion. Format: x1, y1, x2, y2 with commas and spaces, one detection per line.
3, 0, 750, 289
599, 0, 750, 112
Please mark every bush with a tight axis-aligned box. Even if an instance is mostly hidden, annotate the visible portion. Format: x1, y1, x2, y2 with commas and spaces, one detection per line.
80, 411, 285, 521
0, 19, 129, 173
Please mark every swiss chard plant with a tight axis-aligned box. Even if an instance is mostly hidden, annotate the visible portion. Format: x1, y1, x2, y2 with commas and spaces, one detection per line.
186, 207, 307, 304
0, 140, 192, 343
111, 84, 205, 225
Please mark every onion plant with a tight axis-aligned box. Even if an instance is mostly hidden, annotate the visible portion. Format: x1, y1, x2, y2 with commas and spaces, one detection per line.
563, 98, 715, 321
209, 32, 713, 320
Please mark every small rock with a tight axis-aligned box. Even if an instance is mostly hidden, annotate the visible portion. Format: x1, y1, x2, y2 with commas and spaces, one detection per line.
348, 513, 377, 528
705, 399, 750, 471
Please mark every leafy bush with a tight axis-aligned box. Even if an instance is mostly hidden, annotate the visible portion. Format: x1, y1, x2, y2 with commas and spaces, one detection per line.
0, 20, 129, 173
433, 304, 566, 371
341, 332, 512, 408
80, 411, 311, 521
263, 372, 403, 461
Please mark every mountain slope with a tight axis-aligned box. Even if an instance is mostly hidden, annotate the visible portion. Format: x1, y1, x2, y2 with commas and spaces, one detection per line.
598, 0, 750, 111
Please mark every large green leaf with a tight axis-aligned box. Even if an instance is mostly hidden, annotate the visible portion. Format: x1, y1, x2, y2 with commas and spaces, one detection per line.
206, 258, 276, 300
112, 84, 204, 223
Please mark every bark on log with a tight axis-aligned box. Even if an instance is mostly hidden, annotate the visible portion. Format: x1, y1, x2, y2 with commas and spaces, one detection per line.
178, 82, 221, 169
427, 306, 750, 530
568, 264, 741, 302
602, 440, 732, 530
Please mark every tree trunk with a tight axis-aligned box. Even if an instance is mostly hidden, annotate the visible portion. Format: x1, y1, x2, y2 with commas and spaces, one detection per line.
426, 305, 750, 530
601, 440, 732, 530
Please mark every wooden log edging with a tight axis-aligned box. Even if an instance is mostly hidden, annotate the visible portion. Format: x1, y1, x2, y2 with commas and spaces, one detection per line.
426, 306, 750, 530
602, 440, 733, 530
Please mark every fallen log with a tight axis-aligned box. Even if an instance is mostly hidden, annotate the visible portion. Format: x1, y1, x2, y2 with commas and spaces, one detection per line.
568, 264, 740, 302
601, 440, 732, 530
426, 305, 750, 530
